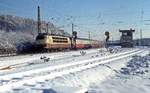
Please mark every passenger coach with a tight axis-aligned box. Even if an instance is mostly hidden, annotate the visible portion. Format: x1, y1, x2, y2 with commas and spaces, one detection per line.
36, 33, 101, 51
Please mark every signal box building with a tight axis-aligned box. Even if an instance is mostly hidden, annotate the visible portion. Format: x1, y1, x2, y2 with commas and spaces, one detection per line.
119, 29, 135, 48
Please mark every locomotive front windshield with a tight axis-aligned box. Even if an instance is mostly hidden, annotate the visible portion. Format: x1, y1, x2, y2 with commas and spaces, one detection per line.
36, 34, 46, 40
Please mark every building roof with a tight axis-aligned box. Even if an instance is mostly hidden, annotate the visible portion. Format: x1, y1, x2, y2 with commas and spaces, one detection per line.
119, 29, 135, 32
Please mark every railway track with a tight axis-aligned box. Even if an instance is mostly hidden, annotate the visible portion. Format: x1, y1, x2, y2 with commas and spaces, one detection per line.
0, 48, 106, 72
0, 49, 143, 92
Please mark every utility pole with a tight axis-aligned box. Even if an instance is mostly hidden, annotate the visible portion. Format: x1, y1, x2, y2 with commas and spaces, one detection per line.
71, 23, 77, 49
140, 29, 143, 45
88, 31, 91, 40
140, 9, 144, 46
88, 31, 91, 45
71, 23, 74, 49
46, 23, 48, 34
37, 6, 41, 34
72, 23, 74, 36
4, 16, 7, 31
112, 37, 114, 43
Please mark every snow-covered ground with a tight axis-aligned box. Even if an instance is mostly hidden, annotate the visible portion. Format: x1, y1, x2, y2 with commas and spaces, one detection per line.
88, 48, 150, 93
0, 47, 149, 93
0, 48, 104, 67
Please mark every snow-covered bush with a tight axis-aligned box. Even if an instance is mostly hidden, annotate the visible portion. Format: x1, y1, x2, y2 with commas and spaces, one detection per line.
0, 30, 35, 54
120, 55, 150, 75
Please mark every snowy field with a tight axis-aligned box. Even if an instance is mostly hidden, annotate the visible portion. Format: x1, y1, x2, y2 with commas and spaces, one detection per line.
0, 47, 149, 93
88, 49, 150, 93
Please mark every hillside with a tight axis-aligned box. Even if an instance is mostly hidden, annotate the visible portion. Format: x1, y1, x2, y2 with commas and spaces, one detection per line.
0, 15, 71, 54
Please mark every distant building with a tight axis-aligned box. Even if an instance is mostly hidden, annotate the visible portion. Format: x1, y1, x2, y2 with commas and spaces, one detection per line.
134, 38, 150, 46
119, 29, 135, 48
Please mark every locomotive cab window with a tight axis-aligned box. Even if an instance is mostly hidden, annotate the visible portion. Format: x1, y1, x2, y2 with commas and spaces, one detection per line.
52, 37, 68, 43
36, 35, 45, 40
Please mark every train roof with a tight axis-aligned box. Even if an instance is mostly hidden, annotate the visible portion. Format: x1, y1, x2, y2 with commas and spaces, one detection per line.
76, 38, 99, 41
119, 29, 135, 32
37, 33, 70, 37
37, 33, 100, 41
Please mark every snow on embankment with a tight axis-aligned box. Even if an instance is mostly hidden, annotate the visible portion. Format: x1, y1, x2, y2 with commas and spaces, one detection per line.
120, 55, 150, 75
88, 49, 150, 93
